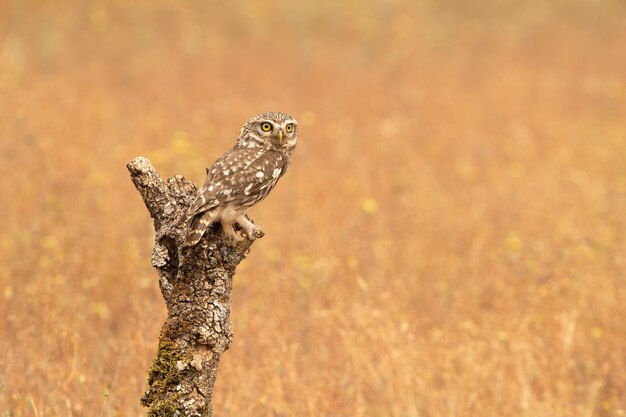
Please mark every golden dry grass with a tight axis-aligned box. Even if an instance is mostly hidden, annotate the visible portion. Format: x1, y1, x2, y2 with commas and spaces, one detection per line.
1, 1, 625, 416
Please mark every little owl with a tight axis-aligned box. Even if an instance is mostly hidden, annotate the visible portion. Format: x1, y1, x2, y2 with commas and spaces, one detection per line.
184, 111, 298, 246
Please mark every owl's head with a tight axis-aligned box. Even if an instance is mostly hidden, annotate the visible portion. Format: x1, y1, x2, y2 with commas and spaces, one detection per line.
239, 112, 298, 150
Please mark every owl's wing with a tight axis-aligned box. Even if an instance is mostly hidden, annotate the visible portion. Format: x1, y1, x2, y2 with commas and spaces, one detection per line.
186, 148, 243, 217
223, 149, 288, 204
186, 147, 286, 218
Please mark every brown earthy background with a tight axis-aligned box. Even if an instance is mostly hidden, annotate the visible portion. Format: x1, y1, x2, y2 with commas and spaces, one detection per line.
1, 1, 625, 416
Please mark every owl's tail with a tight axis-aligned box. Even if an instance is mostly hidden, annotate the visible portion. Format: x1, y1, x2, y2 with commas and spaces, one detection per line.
184, 209, 218, 246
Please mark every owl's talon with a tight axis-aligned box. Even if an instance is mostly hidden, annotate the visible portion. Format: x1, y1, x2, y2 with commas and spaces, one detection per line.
243, 228, 264, 241
234, 214, 264, 242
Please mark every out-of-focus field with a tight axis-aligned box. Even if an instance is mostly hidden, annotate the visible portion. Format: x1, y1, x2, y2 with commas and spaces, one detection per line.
1, 1, 625, 416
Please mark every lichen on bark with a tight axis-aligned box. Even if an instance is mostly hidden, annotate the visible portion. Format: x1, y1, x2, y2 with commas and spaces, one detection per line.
128, 157, 256, 417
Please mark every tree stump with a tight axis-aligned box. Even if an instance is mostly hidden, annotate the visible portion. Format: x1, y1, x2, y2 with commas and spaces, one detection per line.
127, 156, 257, 417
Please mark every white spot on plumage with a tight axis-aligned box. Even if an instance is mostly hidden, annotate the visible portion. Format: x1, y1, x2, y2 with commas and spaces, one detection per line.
222, 189, 232, 196
256, 171, 264, 178
272, 168, 281, 178
223, 169, 230, 176
208, 185, 214, 192
244, 184, 253, 195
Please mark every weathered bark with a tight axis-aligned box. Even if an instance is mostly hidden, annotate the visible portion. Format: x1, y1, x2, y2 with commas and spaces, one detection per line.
127, 156, 257, 417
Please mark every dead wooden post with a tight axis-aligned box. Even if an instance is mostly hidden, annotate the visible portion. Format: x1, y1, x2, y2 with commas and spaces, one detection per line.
127, 156, 256, 417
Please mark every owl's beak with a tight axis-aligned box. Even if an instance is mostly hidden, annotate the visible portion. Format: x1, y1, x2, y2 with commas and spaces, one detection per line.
278, 130, 283, 142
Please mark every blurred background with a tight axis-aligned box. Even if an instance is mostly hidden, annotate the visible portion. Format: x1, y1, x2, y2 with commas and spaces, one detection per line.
1, 0, 625, 416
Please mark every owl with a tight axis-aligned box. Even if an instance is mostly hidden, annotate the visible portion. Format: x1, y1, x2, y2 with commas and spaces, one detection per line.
184, 112, 298, 246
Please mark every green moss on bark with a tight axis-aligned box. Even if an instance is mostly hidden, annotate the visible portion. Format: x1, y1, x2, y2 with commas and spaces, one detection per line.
141, 339, 190, 417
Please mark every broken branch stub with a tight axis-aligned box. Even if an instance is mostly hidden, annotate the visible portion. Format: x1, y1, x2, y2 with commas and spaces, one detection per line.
127, 156, 256, 417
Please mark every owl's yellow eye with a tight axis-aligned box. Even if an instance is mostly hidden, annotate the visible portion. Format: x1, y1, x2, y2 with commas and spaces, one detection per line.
285, 123, 294, 133
261, 122, 272, 132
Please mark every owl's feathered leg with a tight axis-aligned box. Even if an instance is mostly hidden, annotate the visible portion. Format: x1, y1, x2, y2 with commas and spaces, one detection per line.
184, 209, 217, 246
235, 214, 264, 241
220, 219, 243, 245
